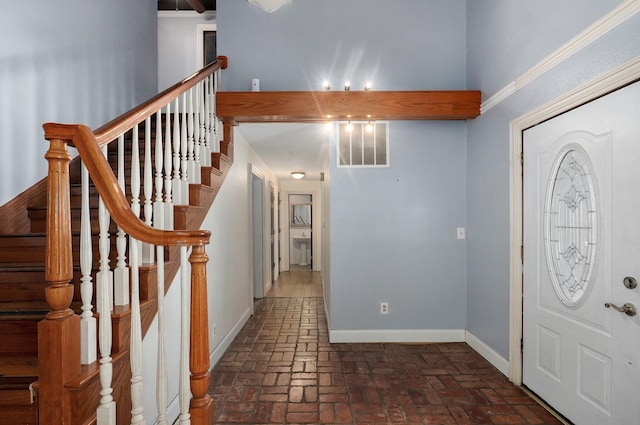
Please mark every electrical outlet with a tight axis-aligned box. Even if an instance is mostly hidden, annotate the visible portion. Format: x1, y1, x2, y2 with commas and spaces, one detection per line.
211, 323, 217, 340
380, 302, 389, 315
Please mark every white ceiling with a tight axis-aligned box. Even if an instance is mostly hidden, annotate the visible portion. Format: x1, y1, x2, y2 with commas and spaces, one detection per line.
237, 122, 330, 181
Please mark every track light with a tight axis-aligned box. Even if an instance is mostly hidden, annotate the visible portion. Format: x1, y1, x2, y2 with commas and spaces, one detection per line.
365, 121, 374, 132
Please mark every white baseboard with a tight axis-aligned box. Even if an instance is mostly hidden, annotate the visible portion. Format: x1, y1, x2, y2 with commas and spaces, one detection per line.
329, 328, 465, 343
323, 295, 331, 330
465, 330, 510, 377
209, 306, 253, 368
327, 328, 509, 379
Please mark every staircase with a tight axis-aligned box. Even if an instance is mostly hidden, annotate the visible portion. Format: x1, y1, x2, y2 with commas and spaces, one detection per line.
0, 58, 231, 424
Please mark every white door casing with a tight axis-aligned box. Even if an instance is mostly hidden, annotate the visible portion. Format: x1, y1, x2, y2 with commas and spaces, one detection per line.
522, 81, 640, 424
508, 56, 640, 385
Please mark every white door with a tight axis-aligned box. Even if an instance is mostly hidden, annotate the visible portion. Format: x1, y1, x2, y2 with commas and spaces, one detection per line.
523, 81, 640, 424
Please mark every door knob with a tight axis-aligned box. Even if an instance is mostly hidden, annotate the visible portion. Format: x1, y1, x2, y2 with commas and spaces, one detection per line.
605, 302, 637, 317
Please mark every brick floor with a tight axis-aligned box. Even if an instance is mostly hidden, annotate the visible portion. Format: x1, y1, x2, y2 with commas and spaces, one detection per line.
210, 297, 562, 424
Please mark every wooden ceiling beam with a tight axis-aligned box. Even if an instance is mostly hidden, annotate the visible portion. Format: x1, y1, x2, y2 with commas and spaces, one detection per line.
216, 90, 481, 123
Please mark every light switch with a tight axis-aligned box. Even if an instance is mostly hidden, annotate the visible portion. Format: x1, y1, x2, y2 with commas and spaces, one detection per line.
457, 227, 466, 239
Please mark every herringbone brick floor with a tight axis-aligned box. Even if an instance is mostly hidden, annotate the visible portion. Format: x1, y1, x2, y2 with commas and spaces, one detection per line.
209, 296, 562, 424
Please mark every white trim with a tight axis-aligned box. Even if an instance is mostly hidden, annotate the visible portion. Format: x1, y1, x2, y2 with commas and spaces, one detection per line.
209, 306, 253, 368
465, 331, 510, 377
280, 182, 323, 272
323, 287, 331, 330
509, 55, 640, 385
336, 121, 390, 168
482, 0, 640, 113
196, 23, 217, 70
329, 329, 465, 343
480, 82, 516, 114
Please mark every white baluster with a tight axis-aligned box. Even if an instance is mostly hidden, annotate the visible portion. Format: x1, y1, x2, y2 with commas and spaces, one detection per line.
155, 245, 168, 425
154, 110, 166, 231
178, 246, 191, 425
193, 85, 202, 184
142, 117, 155, 263
180, 94, 189, 205
198, 81, 208, 167
164, 103, 174, 230
131, 125, 143, 265
80, 161, 97, 365
96, 144, 114, 313
173, 98, 182, 205
211, 74, 220, 153
202, 77, 211, 167
114, 134, 130, 306
97, 145, 116, 425
187, 87, 196, 184
215, 69, 222, 152
129, 233, 145, 425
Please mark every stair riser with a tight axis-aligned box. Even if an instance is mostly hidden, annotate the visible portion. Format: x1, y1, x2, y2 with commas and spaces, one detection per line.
0, 320, 38, 355
0, 270, 81, 303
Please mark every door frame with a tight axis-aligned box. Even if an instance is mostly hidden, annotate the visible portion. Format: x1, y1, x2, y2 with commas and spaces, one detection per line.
196, 23, 217, 69
508, 56, 640, 384
250, 165, 265, 301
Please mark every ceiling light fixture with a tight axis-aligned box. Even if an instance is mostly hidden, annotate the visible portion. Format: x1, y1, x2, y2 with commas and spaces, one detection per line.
323, 80, 331, 91
346, 121, 354, 133
248, 0, 292, 13
365, 121, 374, 132
364, 82, 372, 91
291, 171, 305, 180
344, 81, 351, 91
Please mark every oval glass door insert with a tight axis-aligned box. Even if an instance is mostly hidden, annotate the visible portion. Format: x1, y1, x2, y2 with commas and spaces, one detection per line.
544, 146, 598, 306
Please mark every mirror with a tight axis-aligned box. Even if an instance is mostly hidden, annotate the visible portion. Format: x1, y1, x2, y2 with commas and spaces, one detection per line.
291, 203, 311, 227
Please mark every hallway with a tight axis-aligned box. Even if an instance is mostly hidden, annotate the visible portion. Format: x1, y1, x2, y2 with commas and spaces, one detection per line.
209, 271, 562, 424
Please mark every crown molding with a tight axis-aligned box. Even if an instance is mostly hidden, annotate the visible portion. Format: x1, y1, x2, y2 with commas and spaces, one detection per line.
481, 0, 640, 114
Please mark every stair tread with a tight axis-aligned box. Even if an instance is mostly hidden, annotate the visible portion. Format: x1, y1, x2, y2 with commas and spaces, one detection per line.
0, 356, 38, 379
0, 300, 81, 315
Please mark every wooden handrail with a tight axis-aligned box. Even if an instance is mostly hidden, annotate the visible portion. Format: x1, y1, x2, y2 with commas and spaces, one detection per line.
42, 123, 209, 247
39, 58, 226, 424
94, 56, 227, 146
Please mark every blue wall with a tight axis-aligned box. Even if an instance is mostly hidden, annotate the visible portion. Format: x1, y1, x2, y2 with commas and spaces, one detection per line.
218, 0, 469, 333
330, 121, 467, 330
466, 0, 639, 358
217, 0, 640, 358
0, 0, 158, 205
218, 0, 467, 91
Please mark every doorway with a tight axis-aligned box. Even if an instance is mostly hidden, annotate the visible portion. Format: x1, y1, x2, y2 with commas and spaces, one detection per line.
509, 59, 640, 386
521, 81, 640, 424
288, 194, 312, 270
252, 171, 264, 299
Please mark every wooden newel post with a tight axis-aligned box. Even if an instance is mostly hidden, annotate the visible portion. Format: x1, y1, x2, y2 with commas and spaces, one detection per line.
38, 137, 81, 424
188, 245, 214, 424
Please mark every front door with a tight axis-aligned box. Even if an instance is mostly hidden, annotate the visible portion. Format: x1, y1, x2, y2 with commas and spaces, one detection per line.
523, 81, 640, 424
